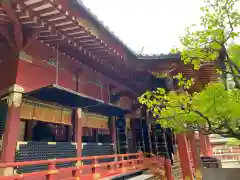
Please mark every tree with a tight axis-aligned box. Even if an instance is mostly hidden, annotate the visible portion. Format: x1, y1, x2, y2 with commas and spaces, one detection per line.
139, 0, 240, 139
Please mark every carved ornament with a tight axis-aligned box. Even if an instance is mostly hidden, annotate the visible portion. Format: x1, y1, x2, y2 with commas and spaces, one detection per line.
7, 84, 24, 108
0, 84, 23, 99
7, 92, 23, 108
9, 84, 24, 93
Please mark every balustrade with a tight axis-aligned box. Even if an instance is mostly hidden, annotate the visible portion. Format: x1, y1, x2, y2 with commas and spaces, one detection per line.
0, 153, 166, 180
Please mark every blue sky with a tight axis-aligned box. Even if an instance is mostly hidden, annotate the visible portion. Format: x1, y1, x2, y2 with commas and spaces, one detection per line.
82, 0, 203, 54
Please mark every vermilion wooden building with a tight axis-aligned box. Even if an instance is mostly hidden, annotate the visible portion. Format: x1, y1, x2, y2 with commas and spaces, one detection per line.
0, 0, 215, 179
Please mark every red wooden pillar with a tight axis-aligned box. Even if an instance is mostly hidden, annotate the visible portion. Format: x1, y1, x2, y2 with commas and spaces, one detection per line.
76, 108, 83, 157
165, 158, 174, 180
1, 104, 21, 162
110, 116, 117, 154
0, 85, 23, 175
176, 134, 194, 180
74, 108, 83, 176
205, 135, 212, 156
130, 119, 137, 153
1, 85, 24, 163
188, 133, 203, 180
199, 133, 208, 156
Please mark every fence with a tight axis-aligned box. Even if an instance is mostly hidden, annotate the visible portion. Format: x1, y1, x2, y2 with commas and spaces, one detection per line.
0, 153, 167, 180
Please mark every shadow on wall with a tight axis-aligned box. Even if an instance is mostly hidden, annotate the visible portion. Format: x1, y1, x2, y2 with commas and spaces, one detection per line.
203, 168, 240, 180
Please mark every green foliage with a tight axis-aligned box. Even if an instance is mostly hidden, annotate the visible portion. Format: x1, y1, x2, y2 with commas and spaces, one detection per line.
173, 73, 195, 89
171, 0, 240, 71
228, 44, 240, 69
139, 83, 240, 138
140, 0, 240, 139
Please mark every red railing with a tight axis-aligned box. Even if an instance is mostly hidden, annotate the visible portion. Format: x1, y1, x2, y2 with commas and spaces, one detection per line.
0, 153, 165, 180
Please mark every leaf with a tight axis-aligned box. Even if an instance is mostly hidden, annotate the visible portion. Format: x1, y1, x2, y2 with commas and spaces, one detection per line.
157, 88, 166, 95
230, 32, 239, 38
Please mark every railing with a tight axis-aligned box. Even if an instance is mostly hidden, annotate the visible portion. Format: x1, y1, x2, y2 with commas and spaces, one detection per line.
212, 146, 240, 154
213, 154, 240, 164
0, 153, 166, 180
143, 153, 172, 180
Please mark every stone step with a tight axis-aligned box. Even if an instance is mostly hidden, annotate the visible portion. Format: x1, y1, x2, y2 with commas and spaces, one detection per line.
128, 174, 155, 180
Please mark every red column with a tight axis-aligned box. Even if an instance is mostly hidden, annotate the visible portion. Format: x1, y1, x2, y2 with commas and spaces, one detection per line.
176, 134, 194, 180
1, 104, 21, 163
76, 108, 83, 156
188, 133, 203, 180
165, 158, 174, 180
1, 86, 24, 163
110, 117, 117, 154
205, 135, 212, 156
199, 133, 208, 156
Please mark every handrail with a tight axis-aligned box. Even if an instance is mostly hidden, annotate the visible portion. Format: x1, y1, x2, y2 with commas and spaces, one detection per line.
0, 153, 147, 180
142, 152, 175, 180
0, 153, 140, 168
0, 153, 171, 180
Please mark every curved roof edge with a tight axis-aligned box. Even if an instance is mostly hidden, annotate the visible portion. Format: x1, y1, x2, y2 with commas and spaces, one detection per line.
72, 0, 180, 62
73, 0, 137, 60
137, 53, 181, 60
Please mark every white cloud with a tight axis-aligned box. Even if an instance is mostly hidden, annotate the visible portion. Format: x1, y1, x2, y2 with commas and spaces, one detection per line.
82, 0, 204, 54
